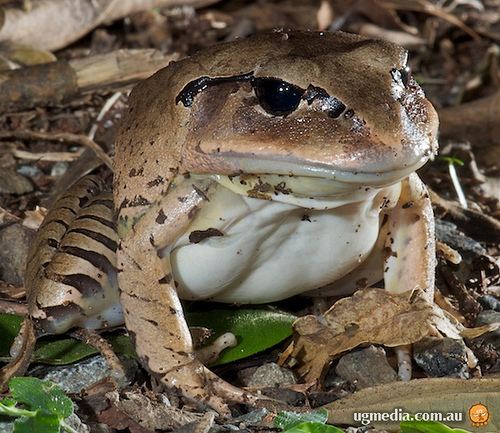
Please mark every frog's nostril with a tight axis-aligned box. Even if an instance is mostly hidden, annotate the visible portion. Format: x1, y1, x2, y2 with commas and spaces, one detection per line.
400, 66, 411, 87
391, 66, 411, 88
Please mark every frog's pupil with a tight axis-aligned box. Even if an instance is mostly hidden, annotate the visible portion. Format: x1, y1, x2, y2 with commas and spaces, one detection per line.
253, 78, 304, 116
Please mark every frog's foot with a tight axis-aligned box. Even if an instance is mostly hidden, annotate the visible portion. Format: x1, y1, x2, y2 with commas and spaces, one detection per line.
160, 359, 259, 416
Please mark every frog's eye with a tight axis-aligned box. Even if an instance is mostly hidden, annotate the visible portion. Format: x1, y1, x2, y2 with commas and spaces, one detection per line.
252, 78, 304, 116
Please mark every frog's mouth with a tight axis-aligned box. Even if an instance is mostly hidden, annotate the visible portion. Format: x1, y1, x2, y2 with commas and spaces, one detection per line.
208, 171, 400, 210
211, 153, 429, 187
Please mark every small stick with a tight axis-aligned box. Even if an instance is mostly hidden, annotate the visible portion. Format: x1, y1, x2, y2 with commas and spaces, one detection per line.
70, 329, 129, 387
447, 162, 468, 209
0, 299, 28, 316
0, 130, 113, 170
0, 49, 177, 113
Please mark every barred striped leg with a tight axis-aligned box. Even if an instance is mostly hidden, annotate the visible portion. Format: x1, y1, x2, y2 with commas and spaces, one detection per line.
26, 176, 123, 335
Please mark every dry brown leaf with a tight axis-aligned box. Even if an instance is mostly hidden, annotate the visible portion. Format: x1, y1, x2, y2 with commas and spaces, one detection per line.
0, 206, 21, 224
354, 23, 425, 47
381, 0, 481, 40
22, 206, 46, 230
438, 92, 500, 176
0, 167, 32, 194
105, 390, 205, 431
0, 0, 222, 51
325, 377, 500, 430
291, 288, 475, 382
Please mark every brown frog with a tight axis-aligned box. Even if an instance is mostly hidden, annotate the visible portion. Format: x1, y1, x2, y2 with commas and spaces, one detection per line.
26, 31, 438, 412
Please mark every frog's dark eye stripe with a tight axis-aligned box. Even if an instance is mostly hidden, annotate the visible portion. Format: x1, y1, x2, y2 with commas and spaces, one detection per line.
303, 85, 346, 118
176, 73, 254, 107
177, 73, 347, 119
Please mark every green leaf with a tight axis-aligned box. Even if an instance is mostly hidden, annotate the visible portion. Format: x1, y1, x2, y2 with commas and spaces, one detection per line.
400, 421, 471, 433
0, 308, 295, 367
9, 378, 73, 418
34, 339, 98, 365
0, 398, 18, 407
283, 422, 344, 433
186, 309, 296, 365
13, 413, 60, 433
275, 409, 329, 430
109, 335, 136, 359
0, 314, 23, 359
34, 335, 137, 365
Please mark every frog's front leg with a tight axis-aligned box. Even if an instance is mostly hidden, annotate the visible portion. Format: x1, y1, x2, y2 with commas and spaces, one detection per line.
383, 172, 436, 302
117, 177, 256, 414
382, 173, 436, 380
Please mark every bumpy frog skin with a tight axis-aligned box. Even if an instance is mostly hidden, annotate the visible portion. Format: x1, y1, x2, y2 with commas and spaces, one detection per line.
26, 31, 438, 412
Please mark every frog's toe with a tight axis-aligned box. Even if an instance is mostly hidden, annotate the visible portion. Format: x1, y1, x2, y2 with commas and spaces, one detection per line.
395, 344, 412, 381
160, 362, 259, 415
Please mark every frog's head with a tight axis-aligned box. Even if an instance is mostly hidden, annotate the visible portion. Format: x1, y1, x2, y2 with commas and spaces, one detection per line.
115, 31, 438, 211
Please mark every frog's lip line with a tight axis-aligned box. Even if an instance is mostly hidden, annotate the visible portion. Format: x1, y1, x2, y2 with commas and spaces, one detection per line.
219, 155, 428, 186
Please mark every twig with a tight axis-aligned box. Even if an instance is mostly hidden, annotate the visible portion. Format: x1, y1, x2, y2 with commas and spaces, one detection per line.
0, 319, 36, 391
447, 162, 468, 209
13, 148, 85, 162
70, 329, 128, 387
0, 49, 178, 113
0, 300, 28, 316
88, 91, 123, 141
0, 130, 113, 170
382, 0, 481, 41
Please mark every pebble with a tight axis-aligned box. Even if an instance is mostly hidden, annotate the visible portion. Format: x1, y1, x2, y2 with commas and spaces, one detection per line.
335, 346, 398, 390
478, 295, 500, 312
0, 168, 33, 194
0, 223, 35, 285
413, 337, 469, 379
30, 355, 136, 394
477, 309, 500, 327
245, 362, 296, 387
260, 387, 305, 405
435, 219, 486, 258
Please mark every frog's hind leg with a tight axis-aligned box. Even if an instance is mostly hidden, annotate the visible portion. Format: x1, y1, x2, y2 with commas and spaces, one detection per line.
26, 176, 123, 335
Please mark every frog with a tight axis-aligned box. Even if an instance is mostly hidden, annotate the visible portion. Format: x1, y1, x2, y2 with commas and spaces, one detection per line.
25, 30, 438, 413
